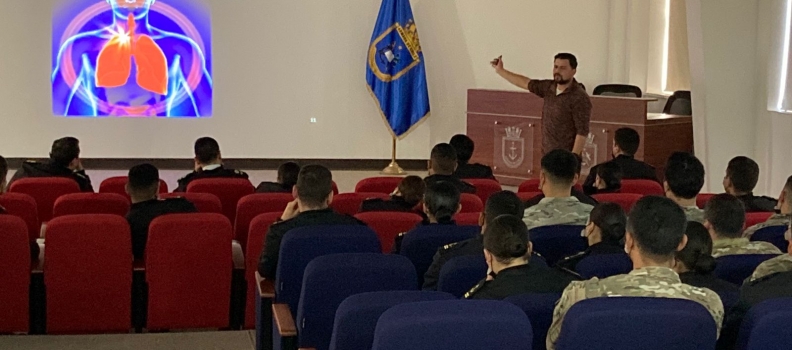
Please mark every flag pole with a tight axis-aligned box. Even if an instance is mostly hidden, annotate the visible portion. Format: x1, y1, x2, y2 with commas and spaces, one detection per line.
381, 136, 406, 175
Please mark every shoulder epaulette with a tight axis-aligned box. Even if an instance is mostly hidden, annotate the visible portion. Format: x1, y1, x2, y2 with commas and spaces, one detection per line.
463, 279, 486, 299
442, 242, 459, 250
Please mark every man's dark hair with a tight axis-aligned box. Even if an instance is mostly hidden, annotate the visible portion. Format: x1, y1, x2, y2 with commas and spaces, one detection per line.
541, 149, 578, 185
194, 137, 221, 164
784, 175, 792, 194
555, 53, 578, 69
296, 165, 333, 207
424, 182, 461, 223
573, 153, 583, 176
726, 156, 761, 193
0, 155, 7, 183
128, 163, 160, 194
627, 196, 687, 258
278, 162, 301, 189
50, 137, 81, 168
398, 176, 426, 206
590, 202, 627, 243
614, 128, 640, 156
484, 215, 531, 263
704, 194, 746, 239
449, 134, 475, 164
484, 191, 525, 226
664, 152, 705, 199
597, 162, 623, 191
430, 143, 458, 175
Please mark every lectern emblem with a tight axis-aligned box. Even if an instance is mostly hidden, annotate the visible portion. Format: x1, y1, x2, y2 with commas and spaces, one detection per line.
502, 126, 524, 169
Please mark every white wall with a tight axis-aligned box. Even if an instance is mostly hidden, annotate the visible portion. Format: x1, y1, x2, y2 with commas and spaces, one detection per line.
0, 0, 617, 160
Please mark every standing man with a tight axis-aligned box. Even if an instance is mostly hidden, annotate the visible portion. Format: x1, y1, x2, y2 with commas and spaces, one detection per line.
491, 53, 591, 155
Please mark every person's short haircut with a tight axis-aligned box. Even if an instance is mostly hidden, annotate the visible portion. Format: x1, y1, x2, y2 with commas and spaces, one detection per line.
573, 153, 583, 176
398, 176, 426, 206
726, 156, 761, 193
627, 196, 687, 258
596, 162, 623, 191
128, 163, 160, 194
0, 155, 7, 182
541, 149, 578, 185
554, 53, 578, 69
484, 191, 525, 226
424, 182, 461, 223
278, 162, 301, 189
704, 194, 746, 238
484, 215, 531, 263
430, 143, 458, 174
784, 175, 792, 194
676, 221, 717, 274
296, 165, 333, 207
50, 137, 81, 168
664, 152, 705, 199
194, 137, 221, 164
589, 202, 627, 243
614, 128, 640, 156
449, 134, 475, 164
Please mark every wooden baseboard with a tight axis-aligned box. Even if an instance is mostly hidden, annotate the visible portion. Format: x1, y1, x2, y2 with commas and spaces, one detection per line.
7, 158, 429, 171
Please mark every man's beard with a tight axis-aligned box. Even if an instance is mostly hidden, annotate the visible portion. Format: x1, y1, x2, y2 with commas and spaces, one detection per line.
554, 74, 571, 85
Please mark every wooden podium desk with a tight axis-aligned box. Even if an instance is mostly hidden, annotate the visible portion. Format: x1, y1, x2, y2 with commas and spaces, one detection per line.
466, 89, 693, 186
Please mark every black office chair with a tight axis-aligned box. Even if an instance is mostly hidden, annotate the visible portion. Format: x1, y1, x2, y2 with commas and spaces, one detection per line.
663, 90, 692, 115
593, 84, 643, 98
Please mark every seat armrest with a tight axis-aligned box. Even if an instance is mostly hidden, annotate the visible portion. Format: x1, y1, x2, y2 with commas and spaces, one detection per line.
256, 271, 275, 298
232, 240, 245, 270
273, 303, 297, 337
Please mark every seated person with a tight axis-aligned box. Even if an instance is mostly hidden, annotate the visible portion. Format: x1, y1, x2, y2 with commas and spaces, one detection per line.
744, 175, 792, 239
0, 155, 40, 261
664, 152, 706, 223
584, 162, 622, 195
424, 143, 476, 194
556, 202, 627, 273
465, 215, 574, 300
257, 165, 366, 279
705, 194, 781, 258
525, 153, 597, 207
175, 137, 249, 192
675, 221, 739, 294
583, 127, 658, 193
256, 162, 300, 193
742, 220, 792, 306
9, 137, 93, 192
423, 190, 524, 290
360, 175, 425, 213
723, 156, 777, 213
546, 196, 724, 350
523, 149, 594, 230
392, 182, 461, 254
449, 134, 495, 179
125, 164, 197, 260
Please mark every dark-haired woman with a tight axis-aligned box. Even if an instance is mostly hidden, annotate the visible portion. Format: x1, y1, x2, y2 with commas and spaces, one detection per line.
391, 181, 461, 253
557, 202, 627, 272
675, 221, 739, 294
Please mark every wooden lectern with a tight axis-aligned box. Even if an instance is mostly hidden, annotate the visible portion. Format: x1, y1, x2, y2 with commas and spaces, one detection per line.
467, 89, 693, 186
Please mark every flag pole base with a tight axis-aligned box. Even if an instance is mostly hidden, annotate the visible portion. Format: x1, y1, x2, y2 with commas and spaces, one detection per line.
381, 161, 406, 175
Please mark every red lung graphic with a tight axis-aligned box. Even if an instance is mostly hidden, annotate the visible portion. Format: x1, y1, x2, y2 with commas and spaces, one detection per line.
96, 13, 168, 95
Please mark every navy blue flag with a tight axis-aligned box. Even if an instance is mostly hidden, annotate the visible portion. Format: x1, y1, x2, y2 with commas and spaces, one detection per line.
366, 0, 430, 139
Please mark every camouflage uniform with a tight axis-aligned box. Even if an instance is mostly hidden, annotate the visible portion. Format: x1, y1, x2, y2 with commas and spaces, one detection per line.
523, 197, 593, 231
682, 205, 706, 224
711, 238, 782, 258
743, 214, 790, 239
546, 266, 724, 350
748, 254, 792, 282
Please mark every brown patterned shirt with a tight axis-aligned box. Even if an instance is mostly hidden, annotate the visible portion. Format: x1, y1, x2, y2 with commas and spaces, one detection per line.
528, 79, 592, 153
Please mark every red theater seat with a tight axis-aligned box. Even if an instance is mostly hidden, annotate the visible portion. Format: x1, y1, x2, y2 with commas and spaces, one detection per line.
52, 193, 131, 218
465, 179, 502, 204
516, 192, 542, 203
244, 212, 282, 329
518, 179, 541, 193
0, 193, 40, 242
355, 177, 404, 194
9, 177, 80, 223
159, 192, 222, 214
460, 193, 484, 213
746, 212, 774, 229
331, 192, 390, 216
234, 193, 293, 249
620, 180, 665, 196
0, 216, 30, 334
455, 212, 482, 227
592, 193, 643, 213
354, 212, 424, 253
99, 176, 168, 201
186, 178, 254, 223
697, 193, 716, 209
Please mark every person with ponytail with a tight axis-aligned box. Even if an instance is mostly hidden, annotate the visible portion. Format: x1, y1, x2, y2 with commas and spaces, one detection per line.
465, 215, 573, 300
390, 181, 461, 253
675, 221, 739, 294
557, 202, 628, 272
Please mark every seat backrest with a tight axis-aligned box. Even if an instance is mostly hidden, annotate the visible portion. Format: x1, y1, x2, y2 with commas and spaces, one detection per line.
297, 253, 418, 350
517, 192, 542, 203
0, 192, 40, 243
331, 192, 390, 216
52, 193, 131, 218
664, 90, 692, 115
529, 225, 588, 266
244, 212, 283, 329
0, 215, 30, 333
745, 212, 774, 229
99, 176, 168, 201
593, 84, 643, 98
455, 212, 481, 226
400, 225, 480, 286
714, 254, 780, 285
186, 178, 254, 223
44, 214, 132, 334
330, 291, 455, 350
372, 300, 533, 350
459, 193, 484, 213
276, 225, 381, 314
557, 297, 716, 350
619, 180, 664, 196
354, 212, 423, 253
464, 179, 502, 204
519, 179, 541, 193
505, 293, 563, 350
438, 255, 487, 298
9, 177, 81, 222
354, 177, 404, 194
750, 225, 789, 252
234, 193, 293, 249
591, 193, 643, 213
696, 193, 716, 209
159, 192, 222, 214
575, 254, 633, 279
736, 298, 792, 350
146, 213, 233, 330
